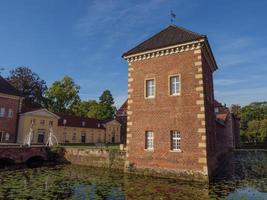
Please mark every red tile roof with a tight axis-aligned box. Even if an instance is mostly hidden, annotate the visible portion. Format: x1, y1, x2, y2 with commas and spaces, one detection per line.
56, 113, 105, 129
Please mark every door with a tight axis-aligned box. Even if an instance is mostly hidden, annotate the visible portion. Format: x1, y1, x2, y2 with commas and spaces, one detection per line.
81, 133, 86, 143
37, 130, 45, 144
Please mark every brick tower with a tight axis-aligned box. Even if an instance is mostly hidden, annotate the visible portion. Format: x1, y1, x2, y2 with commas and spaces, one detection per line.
122, 25, 218, 180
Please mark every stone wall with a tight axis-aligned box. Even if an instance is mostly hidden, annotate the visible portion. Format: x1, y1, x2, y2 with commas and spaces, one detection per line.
63, 147, 126, 170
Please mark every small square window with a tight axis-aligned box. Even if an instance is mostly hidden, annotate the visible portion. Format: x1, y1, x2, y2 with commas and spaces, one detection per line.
145, 79, 155, 98
145, 131, 154, 150
170, 130, 181, 151
170, 75, 180, 96
40, 120, 45, 125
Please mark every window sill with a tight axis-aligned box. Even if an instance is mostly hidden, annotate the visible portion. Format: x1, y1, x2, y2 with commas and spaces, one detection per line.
145, 96, 155, 99
144, 149, 154, 152
169, 93, 181, 97
169, 150, 181, 153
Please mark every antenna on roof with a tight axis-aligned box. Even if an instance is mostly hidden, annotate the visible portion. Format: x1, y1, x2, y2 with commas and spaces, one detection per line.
170, 10, 176, 24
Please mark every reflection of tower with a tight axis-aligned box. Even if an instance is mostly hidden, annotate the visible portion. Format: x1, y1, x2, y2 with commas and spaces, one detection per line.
24, 120, 34, 147
46, 126, 58, 147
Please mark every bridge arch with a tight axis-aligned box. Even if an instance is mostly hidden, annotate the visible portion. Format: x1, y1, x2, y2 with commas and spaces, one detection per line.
26, 155, 46, 167
0, 157, 15, 168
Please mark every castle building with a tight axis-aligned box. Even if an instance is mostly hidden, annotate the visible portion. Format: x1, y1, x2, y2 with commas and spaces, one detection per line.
0, 76, 22, 143
17, 108, 121, 145
122, 25, 220, 179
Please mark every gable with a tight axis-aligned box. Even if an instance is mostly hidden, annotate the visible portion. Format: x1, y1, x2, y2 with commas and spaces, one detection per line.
20, 109, 60, 119
105, 119, 121, 126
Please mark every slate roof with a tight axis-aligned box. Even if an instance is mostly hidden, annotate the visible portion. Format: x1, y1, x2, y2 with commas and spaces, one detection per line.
0, 76, 21, 97
57, 113, 106, 129
122, 25, 205, 57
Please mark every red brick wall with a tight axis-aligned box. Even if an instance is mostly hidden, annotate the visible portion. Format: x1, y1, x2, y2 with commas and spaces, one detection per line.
0, 96, 20, 143
201, 53, 217, 174
126, 48, 212, 175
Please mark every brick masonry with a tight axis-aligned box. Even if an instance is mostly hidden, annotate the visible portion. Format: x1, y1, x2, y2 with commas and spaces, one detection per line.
0, 95, 21, 143
125, 45, 217, 179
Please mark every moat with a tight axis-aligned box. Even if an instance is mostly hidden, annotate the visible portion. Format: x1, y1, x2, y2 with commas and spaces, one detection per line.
0, 151, 266, 200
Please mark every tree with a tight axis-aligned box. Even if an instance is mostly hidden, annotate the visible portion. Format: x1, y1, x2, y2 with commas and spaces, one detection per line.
87, 90, 116, 120
230, 104, 241, 118
7, 66, 47, 108
45, 76, 80, 113
71, 100, 98, 117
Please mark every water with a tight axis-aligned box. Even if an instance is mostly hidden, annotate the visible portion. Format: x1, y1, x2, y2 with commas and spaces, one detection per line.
0, 151, 266, 200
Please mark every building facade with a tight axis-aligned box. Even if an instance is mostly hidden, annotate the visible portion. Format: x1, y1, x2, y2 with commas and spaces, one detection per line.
0, 76, 22, 143
122, 25, 219, 179
17, 108, 121, 145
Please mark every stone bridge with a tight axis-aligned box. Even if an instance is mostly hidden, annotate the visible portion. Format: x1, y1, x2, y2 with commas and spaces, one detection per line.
0, 144, 48, 165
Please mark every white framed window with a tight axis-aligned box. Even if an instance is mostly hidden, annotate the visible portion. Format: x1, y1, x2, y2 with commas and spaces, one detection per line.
5, 133, 10, 141
145, 79, 155, 98
145, 131, 154, 150
0, 107, 5, 117
170, 75, 180, 96
8, 109, 13, 118
170, 130, 181, 151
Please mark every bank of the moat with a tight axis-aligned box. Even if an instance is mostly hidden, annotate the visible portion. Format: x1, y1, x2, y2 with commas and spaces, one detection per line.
0, 150, 266, 200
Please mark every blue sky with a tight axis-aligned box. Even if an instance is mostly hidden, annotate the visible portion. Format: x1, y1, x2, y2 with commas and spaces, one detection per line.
0, 0, 267, 107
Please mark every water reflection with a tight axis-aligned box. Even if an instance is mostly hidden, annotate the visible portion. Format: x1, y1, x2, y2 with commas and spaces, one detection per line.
0, 151, 266, 200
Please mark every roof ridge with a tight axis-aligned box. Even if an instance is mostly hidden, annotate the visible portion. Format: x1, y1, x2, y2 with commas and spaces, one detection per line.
170, 24, 206, 37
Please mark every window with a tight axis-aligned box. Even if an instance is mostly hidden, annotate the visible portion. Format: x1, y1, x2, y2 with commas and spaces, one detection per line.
8, 109, 13, 118
170, 75, 180, 95
215, 108, 219, 113
145, 79, 155, 98
31, 119, 36, 125
0, 107, 5, 117
40, 120, 45, 125
5, 133, 10, 141
170, 130, 181, 151
72, 133, 76, 142
81, 132, 86, 143
145, 131, 154, 150
49, 121, 53, 126
82, 121, 85, 127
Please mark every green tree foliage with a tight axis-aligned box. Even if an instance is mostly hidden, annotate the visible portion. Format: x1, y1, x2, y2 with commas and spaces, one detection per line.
45, 76, 80, 113
71, 100, 98, 117
239, 102, 267, 143
7, 66, 47, 108
87, 90, 116, 120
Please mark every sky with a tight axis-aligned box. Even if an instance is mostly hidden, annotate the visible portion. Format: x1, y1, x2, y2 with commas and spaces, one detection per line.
0, 0, 267, 107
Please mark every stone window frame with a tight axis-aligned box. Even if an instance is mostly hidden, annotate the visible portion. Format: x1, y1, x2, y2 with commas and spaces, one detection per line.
145, 130, 154, 151
170, 130, 181, 152
168, 74, 181, 96
144, 78, 156, 99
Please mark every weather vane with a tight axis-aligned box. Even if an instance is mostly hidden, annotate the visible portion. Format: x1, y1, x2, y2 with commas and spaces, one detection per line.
170, 10, 176, 24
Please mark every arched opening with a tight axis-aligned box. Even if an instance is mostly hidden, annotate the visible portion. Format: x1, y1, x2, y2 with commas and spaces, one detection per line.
0, 158, 15, 169
26, 156, 45, 167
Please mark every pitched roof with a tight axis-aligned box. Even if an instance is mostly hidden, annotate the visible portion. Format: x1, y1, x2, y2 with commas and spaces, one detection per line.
116, 99, 128, 116
57, 113, 105, 129
0, 76, 21, 97
122, 25, 205, 57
